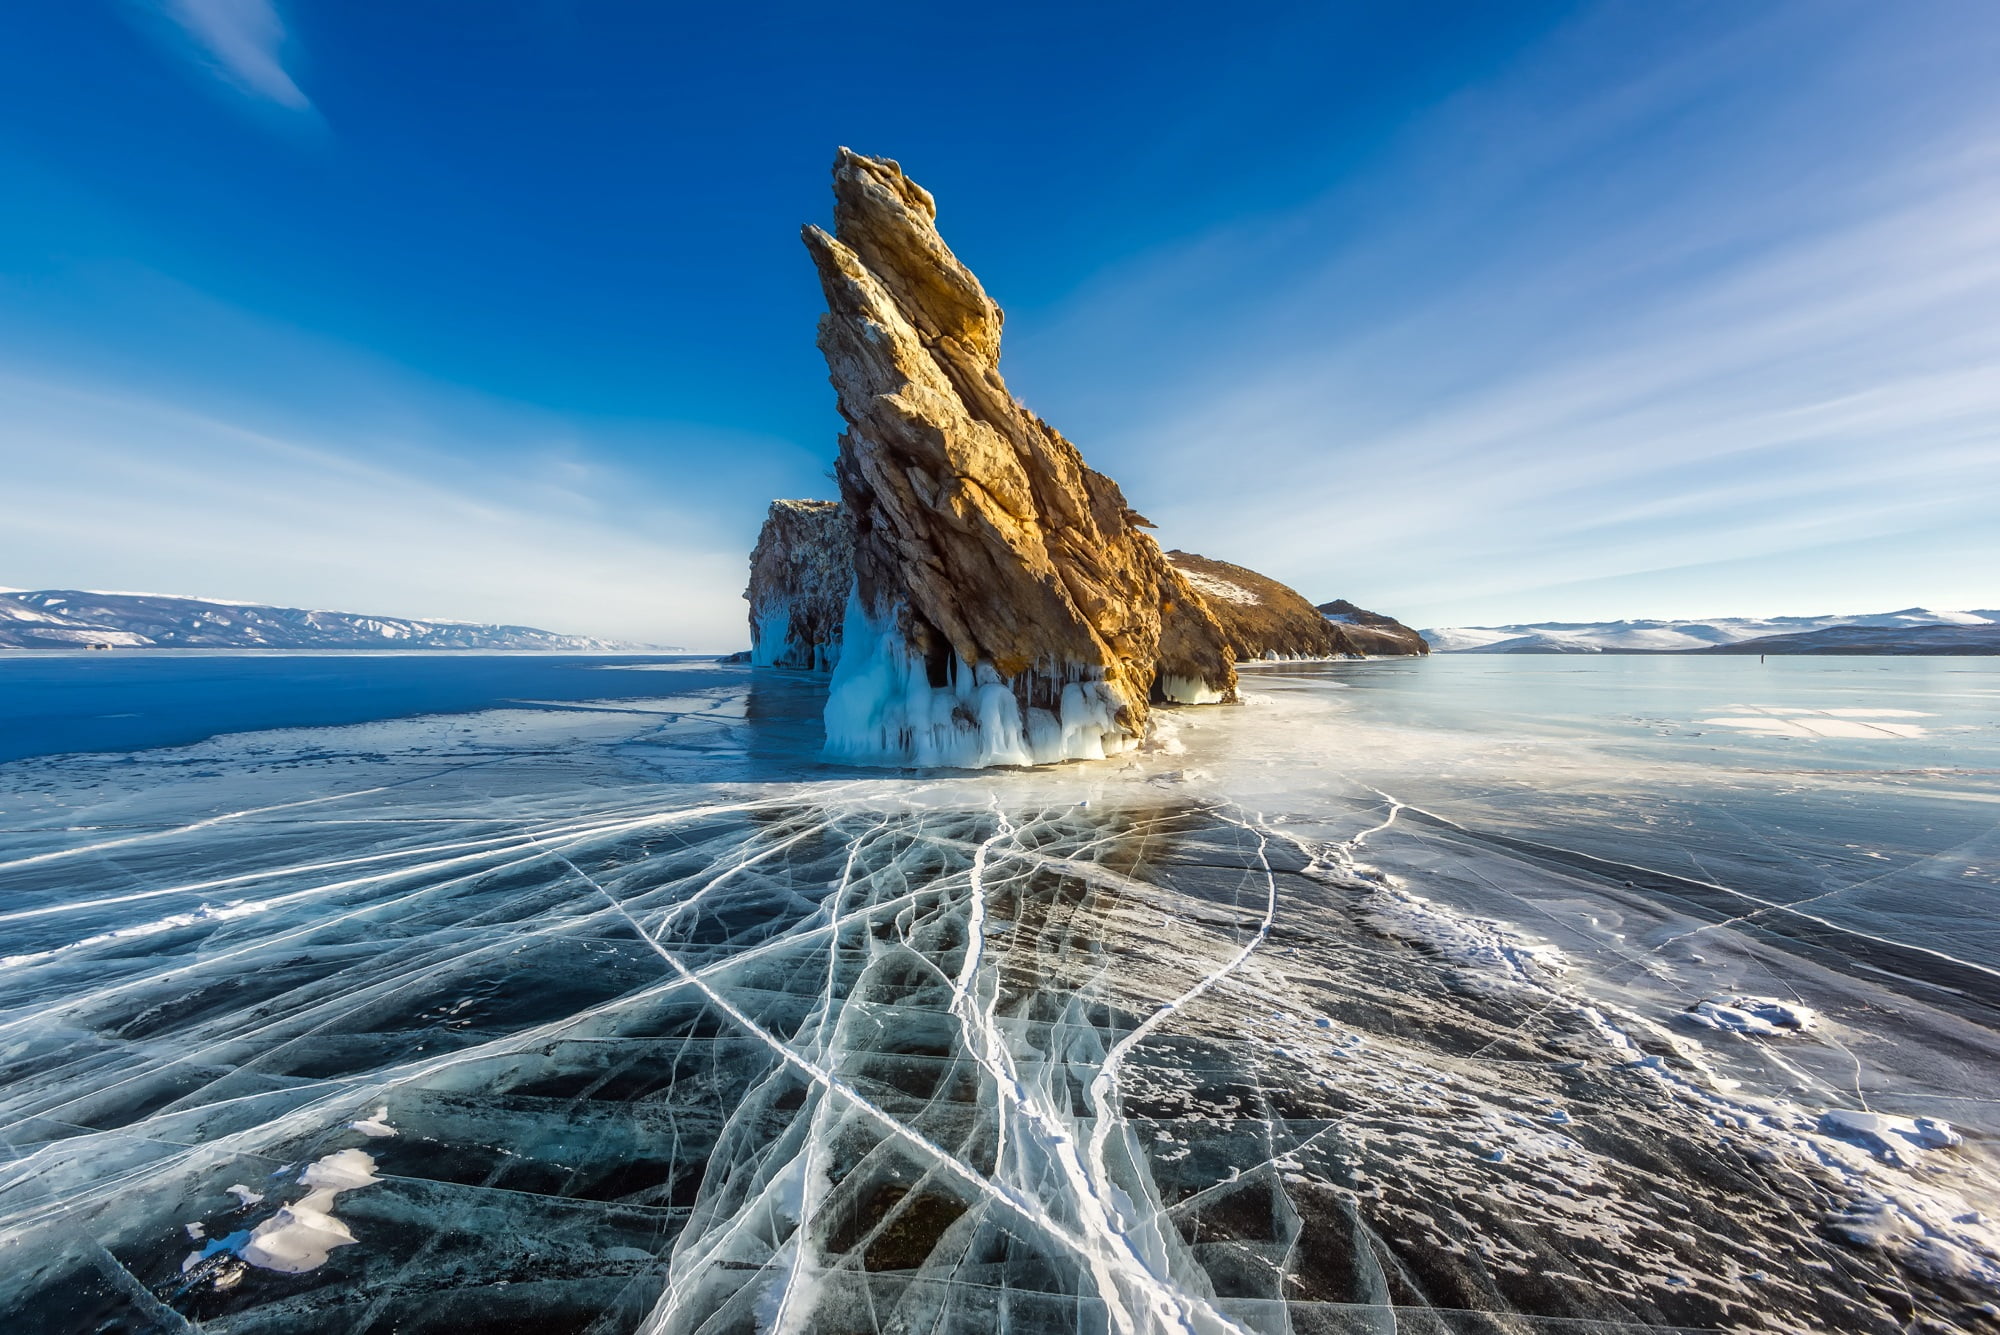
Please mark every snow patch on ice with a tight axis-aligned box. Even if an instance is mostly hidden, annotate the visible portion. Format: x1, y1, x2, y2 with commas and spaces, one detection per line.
1581, 1004, 2000, 1289
1140, 712, 1186, 755
239, 1148, 381, 1274
241, 1204, 358, 1274
1819, 1109, 1963, 1166
1307, 826, 2000, 1294
1362, 885, 1570, 993
1827, 1192, 1998, 1284
1698, 711, 1929, 739
348, 1105, 398, 1137
1686, 995, 1820, 1036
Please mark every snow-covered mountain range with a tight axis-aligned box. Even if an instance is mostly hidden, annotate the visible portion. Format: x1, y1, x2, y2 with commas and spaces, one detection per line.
0, 589, 633, 651
1421, 608, 2000, 654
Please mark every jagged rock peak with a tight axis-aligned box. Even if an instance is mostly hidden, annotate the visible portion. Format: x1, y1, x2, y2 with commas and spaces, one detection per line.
825, 148, 1001, 364
802, 149, 1237, 767
745, 500, 851, 671
1166, 552, 1430, 660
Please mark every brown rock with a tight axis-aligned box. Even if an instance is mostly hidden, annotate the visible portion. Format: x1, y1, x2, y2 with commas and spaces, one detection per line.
1315, 599, 1431, 656
1165, 551, 1430, 660
803, 149, 1236, 765
745, 500, 851, 670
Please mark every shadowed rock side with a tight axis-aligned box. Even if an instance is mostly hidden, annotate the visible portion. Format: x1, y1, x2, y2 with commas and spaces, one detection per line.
802, 149, 1236, 766
745, 500, 852, 670
1164, 551, 1430, 660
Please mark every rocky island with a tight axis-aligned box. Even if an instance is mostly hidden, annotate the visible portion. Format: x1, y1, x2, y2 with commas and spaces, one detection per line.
744, 499, 851, 670
1166, 551, 1428, 659
744, 150, 1424, 766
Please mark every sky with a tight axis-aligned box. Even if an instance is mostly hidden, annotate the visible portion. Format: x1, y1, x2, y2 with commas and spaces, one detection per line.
1, 1, 1995, 646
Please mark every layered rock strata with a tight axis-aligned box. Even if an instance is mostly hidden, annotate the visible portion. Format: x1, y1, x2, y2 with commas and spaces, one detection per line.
1165, 551, 1429, 660
745, 499, 852, 670
802, 149, 1236, 766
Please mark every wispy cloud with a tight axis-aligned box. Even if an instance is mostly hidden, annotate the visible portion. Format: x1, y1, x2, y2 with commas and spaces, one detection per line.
0, 368, 762, 647
156, 0, 310, 110
1012, 4, 2000, 624
0, 246, 825, 646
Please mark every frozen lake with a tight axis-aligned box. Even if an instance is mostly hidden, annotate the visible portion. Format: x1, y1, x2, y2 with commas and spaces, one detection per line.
2, 653, 1997, 1333
0, 652, 727, 763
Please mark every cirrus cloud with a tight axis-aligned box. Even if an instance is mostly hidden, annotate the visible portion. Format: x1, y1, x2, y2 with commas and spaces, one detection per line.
153, 0, 310, 110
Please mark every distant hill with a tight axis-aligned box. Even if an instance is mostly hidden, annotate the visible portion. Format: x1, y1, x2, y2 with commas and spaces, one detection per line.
1692, 623, 2000, 655
1154, 550, 1429, 658
0, 589, 637, 651
1421, 608, 2000, 655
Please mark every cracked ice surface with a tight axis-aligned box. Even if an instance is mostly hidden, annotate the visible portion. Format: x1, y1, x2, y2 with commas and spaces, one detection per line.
3, 659, 2000, 1333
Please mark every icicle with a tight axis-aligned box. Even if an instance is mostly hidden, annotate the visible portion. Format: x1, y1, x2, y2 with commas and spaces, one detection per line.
821, 590, 1133, 767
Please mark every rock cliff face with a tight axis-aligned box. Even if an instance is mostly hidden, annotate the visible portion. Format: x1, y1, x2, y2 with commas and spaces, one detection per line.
1166, 553, 1429, 660
802, 149, 1236, 766
745, 500, 852, 670
1316, 599, 1431, 657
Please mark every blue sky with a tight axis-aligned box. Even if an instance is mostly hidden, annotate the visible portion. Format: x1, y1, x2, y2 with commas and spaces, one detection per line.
2, 1, 1995, 645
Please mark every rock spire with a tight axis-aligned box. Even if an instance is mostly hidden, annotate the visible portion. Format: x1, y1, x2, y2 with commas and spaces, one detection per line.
802, 149, 1236, 766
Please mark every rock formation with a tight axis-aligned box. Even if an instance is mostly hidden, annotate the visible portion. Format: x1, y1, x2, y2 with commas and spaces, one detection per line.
745, 500, 852, 670
1168, 551, 1345, 661
1316, 599, 1431, 657
1166, 552, 1429, 660
802, 149, 1236, 766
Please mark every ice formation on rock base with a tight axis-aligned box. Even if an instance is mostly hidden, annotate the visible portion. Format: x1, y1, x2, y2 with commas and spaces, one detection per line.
823, 598, 1137, 767
746, 500, 851, 671
801, 149, 1238, 767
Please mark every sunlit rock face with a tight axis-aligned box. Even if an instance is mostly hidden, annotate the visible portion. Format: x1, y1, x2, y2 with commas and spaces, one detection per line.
1166, 552, 1430, 660
746, 500, 852, 671
1315, 598, 1430, 656
802, 149, 1237, 767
